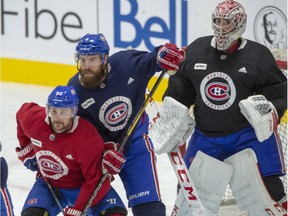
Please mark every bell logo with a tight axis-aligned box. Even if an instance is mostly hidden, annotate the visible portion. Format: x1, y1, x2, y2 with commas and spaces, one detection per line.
114, 0, 188, 51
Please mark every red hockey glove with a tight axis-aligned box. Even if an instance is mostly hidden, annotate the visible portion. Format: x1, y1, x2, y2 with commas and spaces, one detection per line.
103, 142, 126, 175
64, 207, 82, 216
16, 144, 38, 172
157, 43, 185, 72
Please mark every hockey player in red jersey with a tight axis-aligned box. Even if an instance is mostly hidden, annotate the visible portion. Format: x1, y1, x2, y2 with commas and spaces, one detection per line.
68, 33, 185, 216
150, 0, 287, 215
16, 85, 127, 216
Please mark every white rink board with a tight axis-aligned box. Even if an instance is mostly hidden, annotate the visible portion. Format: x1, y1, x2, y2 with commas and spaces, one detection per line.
1, 0, 286, 64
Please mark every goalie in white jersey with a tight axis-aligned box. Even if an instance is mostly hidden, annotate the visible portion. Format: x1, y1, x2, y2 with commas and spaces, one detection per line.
151, 0, 287, 214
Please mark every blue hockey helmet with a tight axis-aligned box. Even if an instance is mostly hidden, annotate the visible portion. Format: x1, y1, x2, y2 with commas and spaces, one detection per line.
47, 85, 79, 108
76, 33, 110, 56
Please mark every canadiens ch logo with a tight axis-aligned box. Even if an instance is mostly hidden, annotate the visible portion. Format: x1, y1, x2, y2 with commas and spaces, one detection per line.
36, 150, 68, 180
99, 96, 132, 131
205, 82, 230, 101
200, 72, 236, 110
106, 103, 128, 124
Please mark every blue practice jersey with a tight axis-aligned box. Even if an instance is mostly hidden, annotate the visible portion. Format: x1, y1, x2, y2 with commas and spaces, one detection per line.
68, 48, 162, 147
1, 157, 15, 216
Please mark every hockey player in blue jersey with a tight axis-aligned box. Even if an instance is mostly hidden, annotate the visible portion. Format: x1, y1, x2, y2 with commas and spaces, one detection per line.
0, 142, 15, 216
68, 33, 185, 216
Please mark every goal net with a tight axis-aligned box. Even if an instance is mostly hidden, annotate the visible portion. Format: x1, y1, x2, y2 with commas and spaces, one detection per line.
221, 48, 288, 205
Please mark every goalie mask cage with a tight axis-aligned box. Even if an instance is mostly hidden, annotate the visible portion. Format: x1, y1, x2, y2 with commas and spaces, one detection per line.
221, 48, 288, 205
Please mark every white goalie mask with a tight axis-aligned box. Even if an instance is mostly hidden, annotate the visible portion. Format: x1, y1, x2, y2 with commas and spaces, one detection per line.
212, 0, 247, 51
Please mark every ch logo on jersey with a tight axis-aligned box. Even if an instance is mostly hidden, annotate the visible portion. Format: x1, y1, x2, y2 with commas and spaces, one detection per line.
99, 96, 132, 132
106, 103, 128, 124
36, 150, 68, 180
206, 82, 230, 101
200, 72, 236, 110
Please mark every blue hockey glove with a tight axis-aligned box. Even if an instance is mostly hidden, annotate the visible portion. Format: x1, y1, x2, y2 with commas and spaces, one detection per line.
16, 144, 38, 172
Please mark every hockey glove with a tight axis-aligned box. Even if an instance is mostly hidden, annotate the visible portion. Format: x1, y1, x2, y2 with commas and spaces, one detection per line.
157, 43, 185, 73
102, 142, 126, 175
16, 144, 38, 172
239, 95, 278, 142
64, 207, 82, 216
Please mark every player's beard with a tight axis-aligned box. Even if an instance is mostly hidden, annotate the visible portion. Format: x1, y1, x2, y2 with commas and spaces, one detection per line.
51, 119, 73, 134
79, 67, 107, 89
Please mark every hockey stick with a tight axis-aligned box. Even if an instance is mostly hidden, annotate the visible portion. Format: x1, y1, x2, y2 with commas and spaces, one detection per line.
147, 94, 216, 216
80, 70, 167, 215
37, 164, 65, 215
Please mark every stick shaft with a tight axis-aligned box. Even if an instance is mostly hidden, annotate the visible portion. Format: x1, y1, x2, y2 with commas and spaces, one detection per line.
38, 169, 65, 215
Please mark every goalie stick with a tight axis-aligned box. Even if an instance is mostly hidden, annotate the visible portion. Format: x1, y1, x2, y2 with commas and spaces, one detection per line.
80, 70, 167, 216
147, 93, 216, 216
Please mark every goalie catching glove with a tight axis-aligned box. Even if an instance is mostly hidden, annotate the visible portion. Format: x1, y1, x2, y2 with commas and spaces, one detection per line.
102, 142, 126, 175
149, 97, 195, 154
239, 95, 278, 142
157, 43, 185, 74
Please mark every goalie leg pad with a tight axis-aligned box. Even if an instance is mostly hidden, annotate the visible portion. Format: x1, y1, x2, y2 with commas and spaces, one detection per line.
149, 97, 195, 154
224, 148, 286, 216
173, 151, 233, 216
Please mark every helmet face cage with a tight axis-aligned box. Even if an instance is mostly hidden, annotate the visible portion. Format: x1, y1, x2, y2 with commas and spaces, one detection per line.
212, 0, 247, 50
75, 33, 110, 68
47, 86, 79, 118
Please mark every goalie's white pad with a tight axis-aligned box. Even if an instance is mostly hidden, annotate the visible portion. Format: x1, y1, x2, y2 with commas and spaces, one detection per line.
224, 149, 286, 216
239, 95, 278, 142
149, 97, 195, 154
173, 151, 233, 216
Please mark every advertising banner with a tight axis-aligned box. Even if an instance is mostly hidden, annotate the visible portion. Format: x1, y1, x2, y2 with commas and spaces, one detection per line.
1, 0, 286, 93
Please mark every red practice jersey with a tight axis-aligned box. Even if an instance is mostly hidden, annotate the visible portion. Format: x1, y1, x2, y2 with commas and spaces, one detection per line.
16, 102, 110, 210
